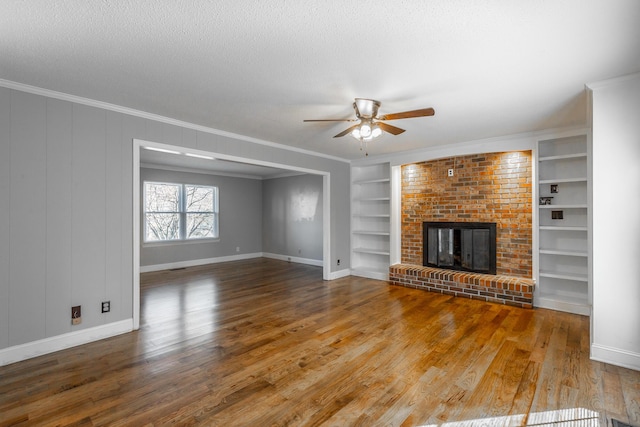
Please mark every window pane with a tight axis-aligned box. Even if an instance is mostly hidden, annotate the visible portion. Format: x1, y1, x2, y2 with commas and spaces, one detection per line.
145, 183, 180, 212
186, 213, 216, 239
185, 185, 214, 212
145, 213, 180, 241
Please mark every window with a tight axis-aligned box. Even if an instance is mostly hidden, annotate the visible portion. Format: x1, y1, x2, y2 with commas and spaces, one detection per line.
144, 181, 219, 242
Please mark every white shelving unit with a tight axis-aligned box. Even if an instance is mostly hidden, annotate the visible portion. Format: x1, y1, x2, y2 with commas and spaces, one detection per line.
536, 133, 591, 315
351, 163, 391, 280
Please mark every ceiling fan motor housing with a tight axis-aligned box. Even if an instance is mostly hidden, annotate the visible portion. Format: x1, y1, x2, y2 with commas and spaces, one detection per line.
354, 98, 380, 119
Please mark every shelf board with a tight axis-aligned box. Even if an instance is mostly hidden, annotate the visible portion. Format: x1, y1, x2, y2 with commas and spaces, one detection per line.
353, 247, 390, 256
539, 177, 588, 184
540, 225, 588, 232
539, 204, 587, 209
355, 197, 391, 202
540, 249, 588, 257
353, 230, 390, 236
539, 270, 588, 282
539, 153, 587, 162
353, 178, 390, 185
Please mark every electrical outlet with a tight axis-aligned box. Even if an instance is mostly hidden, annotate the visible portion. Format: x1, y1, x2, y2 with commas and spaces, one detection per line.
337, 259, 341, 266
448, 168, 454, 177
101, 301, 110, 313
236, 246, 240, 252
71, 305, 81, 325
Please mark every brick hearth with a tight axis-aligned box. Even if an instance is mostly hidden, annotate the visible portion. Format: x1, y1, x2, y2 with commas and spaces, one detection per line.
394, 151, 534, 308
389, 264, 534, 309
401, 151, 532, 277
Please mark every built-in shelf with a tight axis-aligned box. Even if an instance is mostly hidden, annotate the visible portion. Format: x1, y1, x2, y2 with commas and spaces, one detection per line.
353, 247, 390, 256
539, 204, 588, 209
351, 163, 391, 281
539, 153, 587, 162
539, 177, 588, 184
536, 133, 591, 315
539, 270, 588, 282
353, 178, 390, 185
355, 197, 390, 202
540, 249, 588, 257
539, 225, 587, 231
353, 230, 390, 236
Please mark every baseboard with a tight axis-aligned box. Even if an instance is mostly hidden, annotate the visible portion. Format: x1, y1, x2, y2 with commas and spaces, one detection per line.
0, 319, 133, 367
351, 269, 389, 281
534, 297, 591, 316
140, 252, 263, 273
328, 268, 352, 280
591, 343, 640, 371
262, 252, 323, 267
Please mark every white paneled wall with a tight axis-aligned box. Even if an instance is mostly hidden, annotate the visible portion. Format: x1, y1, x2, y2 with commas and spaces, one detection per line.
1, 93, 137, 347
45, 99, 73, 337
0, 88, 10, 349
10, 92, 47, 345
0, 86, 351, 363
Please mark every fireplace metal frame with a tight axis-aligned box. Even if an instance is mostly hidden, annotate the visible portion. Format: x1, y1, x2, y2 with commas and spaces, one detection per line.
422, 221, 497, 275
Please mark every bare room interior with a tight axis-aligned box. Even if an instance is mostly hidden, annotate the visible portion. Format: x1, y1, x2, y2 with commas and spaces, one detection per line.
1, 1, 639, 425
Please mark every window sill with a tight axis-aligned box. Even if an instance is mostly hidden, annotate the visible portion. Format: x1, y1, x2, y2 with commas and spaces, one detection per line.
142, 238, 221, 248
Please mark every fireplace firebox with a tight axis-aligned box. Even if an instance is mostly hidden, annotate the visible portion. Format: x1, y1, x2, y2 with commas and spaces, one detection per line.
423, 222, 496, 274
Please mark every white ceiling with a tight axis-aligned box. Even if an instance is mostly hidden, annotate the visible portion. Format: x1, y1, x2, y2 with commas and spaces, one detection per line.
2, 1, 639, 162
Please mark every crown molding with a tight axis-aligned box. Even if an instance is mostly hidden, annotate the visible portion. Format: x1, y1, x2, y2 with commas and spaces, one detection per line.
586, 71, 640, 90
0, 78, 350, 164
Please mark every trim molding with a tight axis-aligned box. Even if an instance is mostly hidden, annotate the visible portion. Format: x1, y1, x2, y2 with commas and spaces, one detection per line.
328, 268, 352, 280
586, 71, 640, 90
359, 126, 589, 168
140, 252, 263, 273
0, 78, 349, 164
0, 320, 133, 367
591, 343, 640, 372
141, 253, 325, 273
262, 253, 323, 267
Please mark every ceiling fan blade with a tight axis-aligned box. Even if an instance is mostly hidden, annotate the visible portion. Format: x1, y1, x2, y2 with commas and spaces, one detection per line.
378, 122, 406, 135
334, 124, 361, 138
378, 107, 435, 121
303, 119, 357, 122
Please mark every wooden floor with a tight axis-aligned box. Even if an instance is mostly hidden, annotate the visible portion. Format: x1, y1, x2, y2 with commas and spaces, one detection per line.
1, 259, 638, 426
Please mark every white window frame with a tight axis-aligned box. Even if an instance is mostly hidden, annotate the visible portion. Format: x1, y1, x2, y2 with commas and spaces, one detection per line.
143, 181, 219, 244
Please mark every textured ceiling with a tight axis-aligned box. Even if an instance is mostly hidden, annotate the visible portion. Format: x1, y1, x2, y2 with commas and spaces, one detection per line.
2, 1, 639, 160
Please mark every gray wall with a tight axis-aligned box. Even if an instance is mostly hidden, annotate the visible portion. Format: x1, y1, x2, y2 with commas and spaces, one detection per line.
0, 87, 351, 350
262, 174, 323, 261
140, 167, 263, 267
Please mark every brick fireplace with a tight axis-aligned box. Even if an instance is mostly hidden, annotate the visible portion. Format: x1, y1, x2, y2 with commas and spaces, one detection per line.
390, 151, 535, 308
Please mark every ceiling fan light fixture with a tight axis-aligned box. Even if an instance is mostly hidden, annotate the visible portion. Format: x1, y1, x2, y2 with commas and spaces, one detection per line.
371, 124, 382, 138
351, 128, 361, 139
360, 122, 372, 138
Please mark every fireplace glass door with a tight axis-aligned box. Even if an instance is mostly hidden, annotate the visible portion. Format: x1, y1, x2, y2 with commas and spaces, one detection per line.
423, 222, 496, 274
461, 229, 490, 271
437, 228, 454, 266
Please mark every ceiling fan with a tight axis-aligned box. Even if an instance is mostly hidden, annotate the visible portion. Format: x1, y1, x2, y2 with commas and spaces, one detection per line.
304, 98, 435, 155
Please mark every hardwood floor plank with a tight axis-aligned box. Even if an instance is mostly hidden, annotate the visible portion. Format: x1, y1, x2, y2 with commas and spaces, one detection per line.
0, 258, 638, 426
